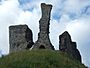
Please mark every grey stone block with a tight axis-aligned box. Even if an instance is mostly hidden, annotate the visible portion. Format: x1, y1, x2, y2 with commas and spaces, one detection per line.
9, 25, 34, 53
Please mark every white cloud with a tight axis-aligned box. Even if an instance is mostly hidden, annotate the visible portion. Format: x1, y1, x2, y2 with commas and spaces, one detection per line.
65, 15, 90, 66
0, 0, 21, 54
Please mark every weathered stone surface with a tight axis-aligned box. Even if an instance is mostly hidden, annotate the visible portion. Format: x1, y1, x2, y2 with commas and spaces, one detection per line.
9, 25, 34, 53
59, 31, 81, 62
33, 3, 54, 50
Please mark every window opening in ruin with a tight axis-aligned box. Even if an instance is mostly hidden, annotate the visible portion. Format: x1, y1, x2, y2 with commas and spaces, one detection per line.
39, 45, 45, 49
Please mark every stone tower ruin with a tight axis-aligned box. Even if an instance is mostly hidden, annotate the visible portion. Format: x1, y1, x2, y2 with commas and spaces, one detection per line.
59, 31, 81, 62
33, 3, 54, 50
9, 25, 34, 53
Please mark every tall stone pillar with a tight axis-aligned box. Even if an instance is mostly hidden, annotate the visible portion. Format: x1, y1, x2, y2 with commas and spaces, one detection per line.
33, 3, 54, 50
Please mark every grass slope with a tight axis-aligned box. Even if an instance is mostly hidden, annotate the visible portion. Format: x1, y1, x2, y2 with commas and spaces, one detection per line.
0, 50, 85, 68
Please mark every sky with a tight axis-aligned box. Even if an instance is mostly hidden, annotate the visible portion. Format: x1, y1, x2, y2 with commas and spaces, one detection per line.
0, 0, 90, 67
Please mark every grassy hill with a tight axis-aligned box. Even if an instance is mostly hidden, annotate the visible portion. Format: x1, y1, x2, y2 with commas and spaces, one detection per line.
0, 50, 85, 68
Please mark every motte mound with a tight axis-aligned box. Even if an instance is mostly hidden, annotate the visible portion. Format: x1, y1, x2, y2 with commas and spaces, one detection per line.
0, 50, 85, 68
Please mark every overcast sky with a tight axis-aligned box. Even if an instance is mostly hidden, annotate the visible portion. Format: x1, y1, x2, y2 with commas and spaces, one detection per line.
0, 0, 90, 67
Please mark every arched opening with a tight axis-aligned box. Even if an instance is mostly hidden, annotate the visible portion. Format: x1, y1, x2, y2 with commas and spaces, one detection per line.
39, 45, 45, 49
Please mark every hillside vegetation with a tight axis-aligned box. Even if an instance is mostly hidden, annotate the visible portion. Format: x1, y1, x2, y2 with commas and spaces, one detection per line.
0, 50, 85, 68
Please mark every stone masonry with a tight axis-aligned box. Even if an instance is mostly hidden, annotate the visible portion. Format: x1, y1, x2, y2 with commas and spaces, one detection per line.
9, 25, 34, 53
59, 31, 81, 62
33, 3, 54, 50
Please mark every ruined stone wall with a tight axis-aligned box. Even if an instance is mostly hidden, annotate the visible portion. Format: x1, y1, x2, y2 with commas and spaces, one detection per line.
59, 31, 81, 62
9, 25, 34, 53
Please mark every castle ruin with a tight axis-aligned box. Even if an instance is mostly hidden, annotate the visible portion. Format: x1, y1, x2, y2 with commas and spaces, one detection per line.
9, 3, 81, 62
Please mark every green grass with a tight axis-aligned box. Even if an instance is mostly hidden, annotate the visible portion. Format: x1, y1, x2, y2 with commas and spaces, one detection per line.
0, 50, 85, 68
